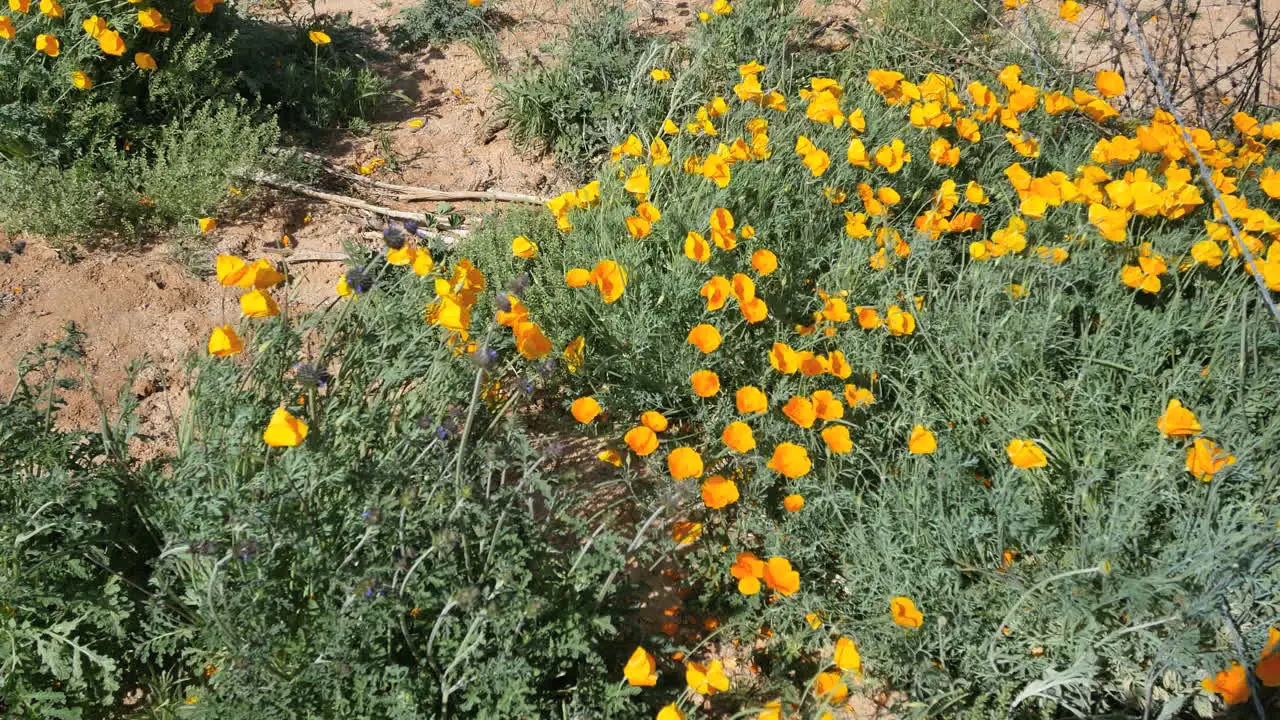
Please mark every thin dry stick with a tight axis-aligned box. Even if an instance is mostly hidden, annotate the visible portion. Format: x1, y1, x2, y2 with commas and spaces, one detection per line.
275, 149, 549, 204
250, 173, 458, 226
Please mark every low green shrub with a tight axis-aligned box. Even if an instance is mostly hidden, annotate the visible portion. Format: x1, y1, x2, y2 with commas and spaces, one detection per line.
0, 0, 388, 243
1, 250, 659, 718
462, 12, 1280, 715
388, 0, 492, 50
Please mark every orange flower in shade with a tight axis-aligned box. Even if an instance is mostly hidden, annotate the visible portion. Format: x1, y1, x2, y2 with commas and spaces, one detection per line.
672, 521, 703, 544
1185, 438, 1235, 481
770, 342, 801, 373
207, 326, 243, 357
565, 268, 591, 287
1157, 398, 1202, 438
262, 407, 307, 447
571, 397, 601, 424
624, 646, 658, 686
722, 421, 756, 453
782, 396, 817, 428
768, 443, 812, 478
814, 671, 848, 703
1006, 438, 1048, 469
240, 289, 280, 318
701, 475, 740, 509
686, 659, 731, 695
886, 305, 916, 336
834, 637, 862, 674
763, 557, 800, 596
656, 704, 685, 720
736, 386, 768, 414
0, 16, 14, 39
668, 447, 704, 480
1257, 628, 1280, 686
752, 249, 778, 275
811, 390, 844, 420
138, 8, 171, 31
641, 411, 669, 432
821, 425, 854, 454
730, 552, 765, 594
891, 596, 924, 628
908, 425, 937, 454
687, 324, 722, 353
625, 426, 659, 456
783, 494, 805, 512
690, 370, 721, 397
1201, 664, 1250, 705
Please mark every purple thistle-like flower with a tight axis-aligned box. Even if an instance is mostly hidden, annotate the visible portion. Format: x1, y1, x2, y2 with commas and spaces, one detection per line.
383, 225, 406, 250
506, 273, 531, 297
470, 347, 498, 369
346, 267, 374, 294
293, 363, 331, 388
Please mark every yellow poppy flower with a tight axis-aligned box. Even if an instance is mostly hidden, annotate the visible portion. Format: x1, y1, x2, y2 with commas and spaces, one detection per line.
1006, 438, 1048, 468
207, 326, 243, 357
134, 51, 157, 70
908, 425, 936, 454
511, 235, 538, 259
309, 30, 331, 45
783, 494, 805, 512
35, 33, 59, 57
890, 596, 923, 628
263, 407, 308, 447
240, 289, 280, 318
1185, 438, 1235, 481
624, 647, 657, 686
